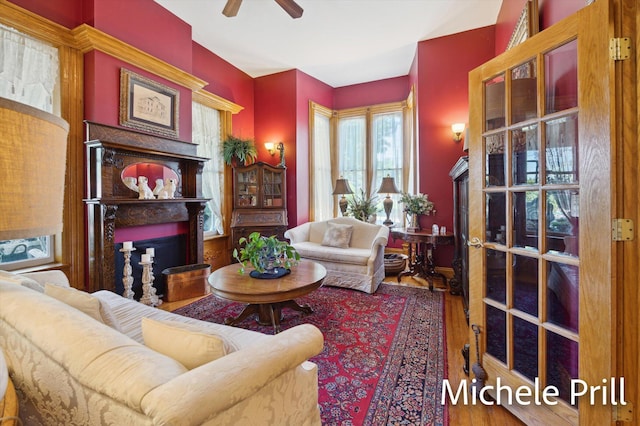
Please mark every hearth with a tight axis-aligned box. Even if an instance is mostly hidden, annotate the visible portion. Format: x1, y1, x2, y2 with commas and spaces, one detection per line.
114, 235, 187, 299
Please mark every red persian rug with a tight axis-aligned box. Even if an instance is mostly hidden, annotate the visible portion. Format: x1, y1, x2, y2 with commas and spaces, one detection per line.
174, 283, 448, 425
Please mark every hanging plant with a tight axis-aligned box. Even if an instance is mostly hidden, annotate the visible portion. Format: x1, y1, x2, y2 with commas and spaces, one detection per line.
221, 135, 258, 166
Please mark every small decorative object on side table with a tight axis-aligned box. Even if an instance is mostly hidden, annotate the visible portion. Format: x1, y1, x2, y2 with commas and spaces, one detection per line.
400, 192, 435, 232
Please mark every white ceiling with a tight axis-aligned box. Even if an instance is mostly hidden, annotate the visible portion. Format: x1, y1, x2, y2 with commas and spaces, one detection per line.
155, 0, 502, 88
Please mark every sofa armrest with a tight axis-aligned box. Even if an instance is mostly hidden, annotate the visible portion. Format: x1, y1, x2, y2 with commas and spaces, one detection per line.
369, 226, 390, 252
284, 222, 312, 243
141, 323, 324, 424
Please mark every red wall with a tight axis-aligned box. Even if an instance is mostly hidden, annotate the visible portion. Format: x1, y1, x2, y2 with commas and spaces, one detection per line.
334, 76, 411, 110
92, 0, 193, 73
294, 70, 335, 225
10, 0, 594, 275
192, 42, 255, 138
417, 26, 495, 265
254, 70, 336, 227
538, 0, 584, 34
495, 0, 585, 54
8, 0, 84, 28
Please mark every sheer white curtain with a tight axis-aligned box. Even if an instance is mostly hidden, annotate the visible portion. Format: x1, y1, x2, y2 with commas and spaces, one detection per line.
0, 24, 59, 269
0, 24, 59, 113
192, 102, 223, 235
338, 116, 367, 195
372, 111, 403, 225
311, 110, 334, 220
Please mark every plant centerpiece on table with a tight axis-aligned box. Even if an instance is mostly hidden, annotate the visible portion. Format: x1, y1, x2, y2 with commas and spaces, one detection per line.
233, 232, 300, 277
400, 192, 435, 232
221, 135, 258, 166
346, 189, 380, 223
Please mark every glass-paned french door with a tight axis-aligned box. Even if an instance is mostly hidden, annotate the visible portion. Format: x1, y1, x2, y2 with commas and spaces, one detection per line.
468, 1, 623, 424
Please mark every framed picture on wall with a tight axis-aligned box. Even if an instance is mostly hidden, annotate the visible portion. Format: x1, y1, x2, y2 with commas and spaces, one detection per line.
507, 0, 539, 50
119, 68, 179, 139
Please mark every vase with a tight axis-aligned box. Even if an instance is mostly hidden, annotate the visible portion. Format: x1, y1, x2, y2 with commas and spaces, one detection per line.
407, 213, 420, 232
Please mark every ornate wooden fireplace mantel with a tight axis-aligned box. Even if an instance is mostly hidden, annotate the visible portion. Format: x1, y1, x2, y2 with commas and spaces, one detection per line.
84, 121, 209, 293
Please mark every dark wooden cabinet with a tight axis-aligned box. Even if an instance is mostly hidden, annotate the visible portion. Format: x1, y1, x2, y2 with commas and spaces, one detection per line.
231, 162, 287, 254
449, 156, 469, 319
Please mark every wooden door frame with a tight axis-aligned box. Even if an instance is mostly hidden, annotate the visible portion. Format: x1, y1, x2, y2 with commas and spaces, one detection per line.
467, 1, 637, 424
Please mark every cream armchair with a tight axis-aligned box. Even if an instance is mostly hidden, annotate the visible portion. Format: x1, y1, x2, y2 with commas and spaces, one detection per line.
284, 217, 389, 293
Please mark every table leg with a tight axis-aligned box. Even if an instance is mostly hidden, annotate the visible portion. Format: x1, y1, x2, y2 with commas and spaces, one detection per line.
398, 242, 425, 281
422, 248, 447, 291
226, 300, 313, 334
224, 304, 260, 326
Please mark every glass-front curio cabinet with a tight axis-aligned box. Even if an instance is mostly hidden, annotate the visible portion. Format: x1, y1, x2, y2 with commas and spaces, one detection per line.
231, 162, 287, 254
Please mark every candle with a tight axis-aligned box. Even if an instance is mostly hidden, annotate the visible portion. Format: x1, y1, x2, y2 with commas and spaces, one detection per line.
141, 254, 151, 263
146, 247, 155, 257
123, 241, 133, 250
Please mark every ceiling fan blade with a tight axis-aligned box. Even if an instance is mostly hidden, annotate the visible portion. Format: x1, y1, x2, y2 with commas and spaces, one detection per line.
222, 0, 243, 17
274, 0, 303, 19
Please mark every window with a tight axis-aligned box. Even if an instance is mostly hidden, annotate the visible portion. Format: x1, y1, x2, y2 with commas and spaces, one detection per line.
309, 102, 334, 221
192, 102, 223, 235
335, 103, 411, 225
0, 24, 59, 270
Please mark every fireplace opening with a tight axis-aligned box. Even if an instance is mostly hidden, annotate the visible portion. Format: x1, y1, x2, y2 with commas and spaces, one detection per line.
114, 234, 187, 299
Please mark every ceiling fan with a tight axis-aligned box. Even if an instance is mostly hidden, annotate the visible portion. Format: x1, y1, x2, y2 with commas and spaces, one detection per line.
222, 0, 303, 19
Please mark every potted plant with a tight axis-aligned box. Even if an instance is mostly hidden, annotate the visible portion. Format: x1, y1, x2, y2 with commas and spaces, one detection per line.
400, 192, 435, 231
221, 135, 258, 166
346, 189, 380, 223
233, 232, 300, 276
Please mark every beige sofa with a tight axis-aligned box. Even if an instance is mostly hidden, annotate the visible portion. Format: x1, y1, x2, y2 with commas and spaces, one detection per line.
0, 270, 323, 426
284, 217, 389, 294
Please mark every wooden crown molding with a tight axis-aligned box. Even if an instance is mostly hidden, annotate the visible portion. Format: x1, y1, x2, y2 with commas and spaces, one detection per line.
193, 89, 243, 114
0, 1, 76, 47
71, 24, 207, 92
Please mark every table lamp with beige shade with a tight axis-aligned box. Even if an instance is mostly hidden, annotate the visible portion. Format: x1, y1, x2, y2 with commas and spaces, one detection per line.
0, 97, 68, 425
0, 97, 69, 241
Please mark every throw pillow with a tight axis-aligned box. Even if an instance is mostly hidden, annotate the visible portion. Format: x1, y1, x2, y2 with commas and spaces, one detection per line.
0, 270, 43, 292
44, 283, 122, 331
141, 317, 227, 370
321, 222, 354, 249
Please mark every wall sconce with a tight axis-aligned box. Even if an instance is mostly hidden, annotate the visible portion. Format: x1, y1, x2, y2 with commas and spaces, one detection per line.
452, 123, 466, 142
265, 141, 285, 166
265, 142, 276, 155
332, 177, 354, 216
377, 174, 400, 226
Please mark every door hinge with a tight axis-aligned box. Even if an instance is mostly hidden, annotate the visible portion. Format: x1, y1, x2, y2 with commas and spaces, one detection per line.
612, 219, 634, 241
610, 37, 631, 60
614, 402, 633, 422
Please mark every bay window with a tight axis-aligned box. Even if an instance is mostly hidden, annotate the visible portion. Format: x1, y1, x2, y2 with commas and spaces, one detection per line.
316, 97, 414, 225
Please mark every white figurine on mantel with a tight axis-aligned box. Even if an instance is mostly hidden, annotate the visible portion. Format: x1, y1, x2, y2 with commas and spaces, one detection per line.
137, 176, 155, 199
157, 178, 177, 199
123, 176, 138, 193
152, 178, 164, 197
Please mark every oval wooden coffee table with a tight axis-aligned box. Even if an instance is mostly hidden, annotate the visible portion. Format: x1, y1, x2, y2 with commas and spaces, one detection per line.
208, 259, 326, 333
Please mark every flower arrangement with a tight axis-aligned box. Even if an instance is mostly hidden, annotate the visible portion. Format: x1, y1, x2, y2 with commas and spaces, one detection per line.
400, 192, 435, 216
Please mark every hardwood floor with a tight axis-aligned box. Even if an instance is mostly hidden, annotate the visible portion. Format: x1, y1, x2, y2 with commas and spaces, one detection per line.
161, 275, 523, 425
443, 286, 523, 425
